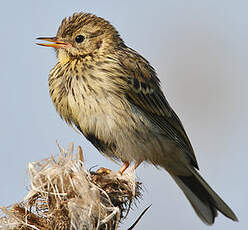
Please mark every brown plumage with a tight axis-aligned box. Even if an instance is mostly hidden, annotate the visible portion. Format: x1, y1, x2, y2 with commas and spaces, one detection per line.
37, 12, 238, 224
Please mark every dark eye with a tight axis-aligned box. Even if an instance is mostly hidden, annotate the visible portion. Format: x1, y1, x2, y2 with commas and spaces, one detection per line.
75, 35, 85, 43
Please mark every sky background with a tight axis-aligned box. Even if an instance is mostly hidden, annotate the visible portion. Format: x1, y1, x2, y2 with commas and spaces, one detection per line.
0, 1, 247, 229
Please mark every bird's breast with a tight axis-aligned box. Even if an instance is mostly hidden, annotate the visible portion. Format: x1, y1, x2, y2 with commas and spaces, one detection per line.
49, 62, 73, 124
49, 60, 160, 163
68, 77, 127, 143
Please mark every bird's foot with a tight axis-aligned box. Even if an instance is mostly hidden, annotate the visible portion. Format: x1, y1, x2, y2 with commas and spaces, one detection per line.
96, 167, 112, 174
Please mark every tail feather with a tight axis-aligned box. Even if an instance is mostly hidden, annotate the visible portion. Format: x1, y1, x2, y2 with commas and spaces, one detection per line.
170, 169, 238, 225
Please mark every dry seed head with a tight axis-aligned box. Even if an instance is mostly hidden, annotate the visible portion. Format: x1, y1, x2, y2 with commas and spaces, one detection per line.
0, 143, 142, 230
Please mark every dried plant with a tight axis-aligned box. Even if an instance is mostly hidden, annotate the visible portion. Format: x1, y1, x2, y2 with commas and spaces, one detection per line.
0, 143, 142, 230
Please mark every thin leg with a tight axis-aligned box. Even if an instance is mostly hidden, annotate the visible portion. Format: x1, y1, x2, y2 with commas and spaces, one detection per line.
118, 161, 130, 175
131, 160, 142, 171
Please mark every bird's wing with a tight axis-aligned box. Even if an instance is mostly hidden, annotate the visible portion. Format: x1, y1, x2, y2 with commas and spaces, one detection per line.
118, 48, 198, 169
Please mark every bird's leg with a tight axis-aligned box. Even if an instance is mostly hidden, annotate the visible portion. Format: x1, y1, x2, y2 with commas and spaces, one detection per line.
119, 161, 142, 175
131, 160, 142, 172
118, 161, 130, 175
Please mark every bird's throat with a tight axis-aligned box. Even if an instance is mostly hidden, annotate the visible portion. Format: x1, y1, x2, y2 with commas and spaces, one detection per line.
57, 49, 73, 64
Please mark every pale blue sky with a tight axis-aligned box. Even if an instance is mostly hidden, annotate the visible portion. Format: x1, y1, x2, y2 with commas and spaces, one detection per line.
0, 1, 247, 229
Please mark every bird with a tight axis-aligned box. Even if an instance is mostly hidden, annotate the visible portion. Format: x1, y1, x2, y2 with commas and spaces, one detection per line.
37, 12, 238, 225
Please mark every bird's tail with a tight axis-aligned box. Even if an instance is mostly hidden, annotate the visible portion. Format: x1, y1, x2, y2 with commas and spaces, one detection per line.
170, 168, 238, 225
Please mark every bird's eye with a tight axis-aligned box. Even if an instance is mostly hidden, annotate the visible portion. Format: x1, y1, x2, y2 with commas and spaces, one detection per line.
75, 35, 85, 43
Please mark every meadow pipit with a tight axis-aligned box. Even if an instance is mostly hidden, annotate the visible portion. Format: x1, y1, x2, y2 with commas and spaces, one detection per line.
37, 12, 238, 224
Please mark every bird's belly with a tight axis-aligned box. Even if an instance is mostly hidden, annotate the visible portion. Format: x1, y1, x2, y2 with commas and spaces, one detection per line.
67, 92, 133, 158
68, 93, 185, 170
69, 95, 116, 134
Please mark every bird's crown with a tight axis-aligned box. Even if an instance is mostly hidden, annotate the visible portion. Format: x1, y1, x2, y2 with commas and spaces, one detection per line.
57, 13, 118, 39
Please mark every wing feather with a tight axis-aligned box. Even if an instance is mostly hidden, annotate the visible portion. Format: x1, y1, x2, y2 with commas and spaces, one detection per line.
118, 48, 198, 168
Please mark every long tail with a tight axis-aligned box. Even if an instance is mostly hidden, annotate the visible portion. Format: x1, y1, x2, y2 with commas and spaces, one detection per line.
170, 168, 238, 225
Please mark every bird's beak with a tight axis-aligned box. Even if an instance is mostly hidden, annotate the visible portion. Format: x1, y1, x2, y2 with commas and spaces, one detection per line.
36, 37, 71, 48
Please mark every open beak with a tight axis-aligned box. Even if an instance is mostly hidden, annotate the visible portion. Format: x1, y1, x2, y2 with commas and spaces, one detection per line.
36, 37, 71, 48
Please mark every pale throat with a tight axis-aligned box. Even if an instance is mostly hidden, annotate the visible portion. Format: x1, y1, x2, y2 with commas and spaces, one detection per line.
57, 49, 72, 64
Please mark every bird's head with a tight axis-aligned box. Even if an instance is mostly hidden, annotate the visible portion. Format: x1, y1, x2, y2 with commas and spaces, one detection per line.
37, 13, 124, 62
